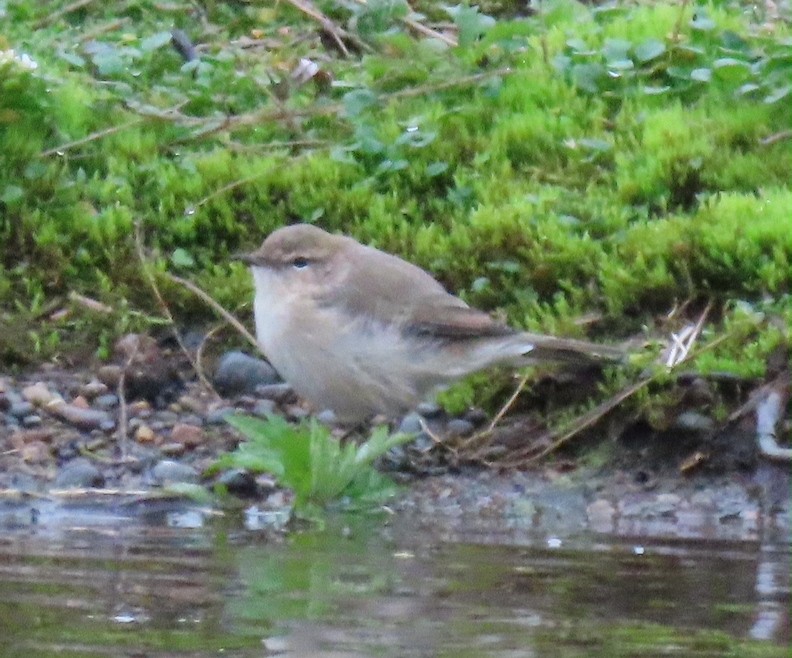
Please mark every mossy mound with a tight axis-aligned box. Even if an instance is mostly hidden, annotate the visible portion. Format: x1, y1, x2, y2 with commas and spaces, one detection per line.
0, 1, 789, 395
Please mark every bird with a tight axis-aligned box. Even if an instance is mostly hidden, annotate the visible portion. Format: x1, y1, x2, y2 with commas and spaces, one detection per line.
238, 224, 624, 423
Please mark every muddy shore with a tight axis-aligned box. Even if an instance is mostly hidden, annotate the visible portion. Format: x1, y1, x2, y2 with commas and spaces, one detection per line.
1, 333, 789, 543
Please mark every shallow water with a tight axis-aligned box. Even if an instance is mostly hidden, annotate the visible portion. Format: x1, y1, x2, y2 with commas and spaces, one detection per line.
0, 498, 788, 658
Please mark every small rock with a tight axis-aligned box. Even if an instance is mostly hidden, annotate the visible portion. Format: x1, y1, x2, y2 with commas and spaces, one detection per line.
49, 401, 115, 432
675, 411, 716, 433
252, 399, 276, 418
254, 383, 296, 404
21, 441, 51, 463
398, 412, 423, 435
54, 458, 104, 489
151, 460, 198, 485
135, 425, 156, 443
93, 394, 119, 410
8, 400, 35, 419
446, 419, 474, 438
22, 382, 58, 406
464, 408, 489, 426
217, 468, 259, 497
72, 395, 90, 409
315, 409, 337, 426
97, 364, 122, 388
128, 400, 151, 416
22, 414, 42, 428
171, 423, 204, 448
10, 428, 54, 448
285, 404, 309, 421
214, 351, 280, 396
417, 401, 442, 418
80, 379, 109, 399
160, 442, 186, 457
206, 407, 234, 425
177, 395, 205, 415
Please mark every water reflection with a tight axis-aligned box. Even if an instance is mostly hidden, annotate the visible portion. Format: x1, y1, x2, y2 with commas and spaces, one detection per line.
0, 503, 788, 657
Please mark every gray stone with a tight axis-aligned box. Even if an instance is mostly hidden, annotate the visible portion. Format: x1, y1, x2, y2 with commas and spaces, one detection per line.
417, 401, 442, 418
252, 399, 276, 418
446, 419, 475, 438
50, 402, 114, 431
22, 414, 42, 427
8, 400, 34, 419
206, 407, 234, 425
675, 411, 716, 433
80, 379, 109, 399
214, 351, 280, 396
315, 409, 337, 426
93, 394, 119, 409
398, 412, 423, 435
151, 460, 199, 485
54, 459, 105, 489
217, 468, 258, 497
254, 383, 295, 404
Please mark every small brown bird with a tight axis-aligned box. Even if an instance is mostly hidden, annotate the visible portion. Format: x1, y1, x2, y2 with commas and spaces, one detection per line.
239, 224, 623, 423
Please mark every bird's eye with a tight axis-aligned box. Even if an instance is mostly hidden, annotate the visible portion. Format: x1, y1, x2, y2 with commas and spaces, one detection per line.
292, 257, 309, 269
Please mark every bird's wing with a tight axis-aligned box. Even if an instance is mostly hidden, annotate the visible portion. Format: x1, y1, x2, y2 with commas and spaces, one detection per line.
317, 241, 513, 338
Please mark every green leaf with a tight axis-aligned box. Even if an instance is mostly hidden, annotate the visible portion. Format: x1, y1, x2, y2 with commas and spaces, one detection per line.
690, 68, 711, 82
634, 39, 666, 64
690, 14, 716, 31
171, 247, 195, 268
426, 161, 449, 177
764, 85, 791, 104
343, 89, 377, 118
1, 185, 24, 205
141, 31, 173, 52
445, 4, 496, 48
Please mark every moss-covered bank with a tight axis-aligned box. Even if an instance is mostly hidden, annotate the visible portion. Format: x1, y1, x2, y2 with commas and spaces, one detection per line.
0, 1, 789, 399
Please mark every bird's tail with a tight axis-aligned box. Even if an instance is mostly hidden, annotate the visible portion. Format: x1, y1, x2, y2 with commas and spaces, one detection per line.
517, 332, 627, 367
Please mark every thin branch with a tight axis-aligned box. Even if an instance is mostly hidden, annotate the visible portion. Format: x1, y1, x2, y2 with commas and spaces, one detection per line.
133, 223, 220, 397
165, 273, 260, 351
36, 0, 96, 27
760, 129, 792, 146
284, 0, 372, 56
41, 119, 143, 157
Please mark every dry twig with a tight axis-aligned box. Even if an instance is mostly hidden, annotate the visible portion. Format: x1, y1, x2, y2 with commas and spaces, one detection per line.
165, 273, 259, 351
133, 223, 220, 396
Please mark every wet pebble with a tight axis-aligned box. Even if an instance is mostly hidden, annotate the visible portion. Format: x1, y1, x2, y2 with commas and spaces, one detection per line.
49, 401, 115, 432
398, 412, 423, 435
22, 382, 58, 406
417, 401, 442, 418
446, 419, 474, 438
80, 379, 109, 399
217, 468, 259, 497
171, 423, 204, 448
9, 400, 35, 419
255, 383, 295, 404
160, 442, 186, 457
214, 351, 280, 396
22, 414, 42, 428
151, 460, 199, 485
93, 394, 119, 410
206, 407, 234, 425
252, 399, 276, 418
54, 458, 104, 489
315, 409, 337, 426
135, 425, 156, 443
674, 411, 715, 433
21, 441, 51, 463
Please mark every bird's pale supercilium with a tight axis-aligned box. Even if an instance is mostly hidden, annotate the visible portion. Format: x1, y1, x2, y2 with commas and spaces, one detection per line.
239, 224, 623, 423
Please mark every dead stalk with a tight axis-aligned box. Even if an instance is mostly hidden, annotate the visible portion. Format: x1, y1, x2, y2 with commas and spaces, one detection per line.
133, 223, 220, 396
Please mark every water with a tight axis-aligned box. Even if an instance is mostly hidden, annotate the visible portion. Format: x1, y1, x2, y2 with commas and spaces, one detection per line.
0, 498, 788, 657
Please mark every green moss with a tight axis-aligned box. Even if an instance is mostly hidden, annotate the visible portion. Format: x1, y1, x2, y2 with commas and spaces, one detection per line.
0, 0, 789, 418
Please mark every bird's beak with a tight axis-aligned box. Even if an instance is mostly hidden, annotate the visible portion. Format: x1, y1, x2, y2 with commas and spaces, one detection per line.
232, 251, 257, 265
